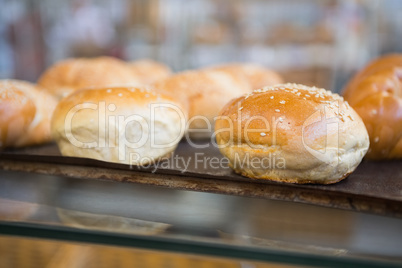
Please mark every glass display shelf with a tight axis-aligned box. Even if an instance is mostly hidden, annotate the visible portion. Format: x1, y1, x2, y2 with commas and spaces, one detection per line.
0, 170, 401, 267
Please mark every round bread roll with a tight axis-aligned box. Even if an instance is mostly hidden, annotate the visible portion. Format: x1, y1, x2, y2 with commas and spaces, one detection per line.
38, 57, 142, 100
130, 59, 172, 84
153, 69, 252, 139
215, 83, 369, 184
0, 80, 57, 148
207, 63, 283, 90
51, 87, 186, 165
343, 54, 402, 159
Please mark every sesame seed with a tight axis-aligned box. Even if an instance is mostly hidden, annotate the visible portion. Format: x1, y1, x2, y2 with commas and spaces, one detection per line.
275, 109, 280, 112
106, 89, 112, 93
260, 132, 266, 137
305, 94, 310, 97
279, 100, 285, 104
239, 107, 243, 111
270, 96, 274, 99
279, 117, 284, 122
118, 93, 123, 97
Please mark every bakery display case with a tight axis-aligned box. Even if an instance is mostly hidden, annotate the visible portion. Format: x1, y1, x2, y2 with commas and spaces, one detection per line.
1, 0, 402, 267
1, 143, 402, 267
0, 169, 402, 267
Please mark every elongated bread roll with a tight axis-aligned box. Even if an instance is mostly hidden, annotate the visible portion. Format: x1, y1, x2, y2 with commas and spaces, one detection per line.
154, 69, 252, 139
207, 63, 283, 90
0, 79, 57, 148
343, 54, 402, 159
38, 57, 142, 99
129, 59, 172, 84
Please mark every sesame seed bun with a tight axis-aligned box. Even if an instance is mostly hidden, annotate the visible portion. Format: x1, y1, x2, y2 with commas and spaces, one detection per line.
51, 87, 186, 165
215, 83, 369, 184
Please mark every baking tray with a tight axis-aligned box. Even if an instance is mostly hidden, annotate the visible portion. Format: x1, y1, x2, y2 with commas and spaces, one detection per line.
0, 141, 401, 217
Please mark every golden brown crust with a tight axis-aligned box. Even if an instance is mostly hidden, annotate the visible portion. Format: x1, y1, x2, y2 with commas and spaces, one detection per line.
343, 54, 402, 159
153, 69, 252, 137
343, 54, 402, 100
52, 86, 175, 118
0, 79, 57, 148
38, 57, 143, 99
129, 59, 172, 84
207, 63, 283, 90
216, 84, 345, 147
215, 83, 369, 184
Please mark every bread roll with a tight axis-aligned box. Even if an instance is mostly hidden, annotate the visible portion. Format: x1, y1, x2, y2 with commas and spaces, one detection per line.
51, 87, 186, 165
207, 63, 283, 90
343, 54, 402, 159
0, 80, 57, 148
130, 59, 172, 84
215, 83, 369, 184
153, 69, 252, 139
38, 57, 142, 99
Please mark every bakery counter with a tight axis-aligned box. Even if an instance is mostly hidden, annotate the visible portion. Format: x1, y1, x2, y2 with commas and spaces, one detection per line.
0, 170, 401, 267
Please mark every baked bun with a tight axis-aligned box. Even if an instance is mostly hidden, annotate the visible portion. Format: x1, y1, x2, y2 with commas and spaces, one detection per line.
0, 80, 57, 148
207, 63, 283, 90
51, 87, 186, 165
215, 83, 369, 184
343, 54, 402, 159
38, 57, 142, 99
130, 59, 172, 84
154, 69, 252, 139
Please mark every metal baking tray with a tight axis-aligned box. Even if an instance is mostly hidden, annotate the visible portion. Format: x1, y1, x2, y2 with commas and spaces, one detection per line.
0, 141, 401, 217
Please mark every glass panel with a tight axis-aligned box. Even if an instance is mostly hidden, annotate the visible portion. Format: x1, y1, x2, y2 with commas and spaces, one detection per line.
0, 170, 401, 267
0, 235, 303, 268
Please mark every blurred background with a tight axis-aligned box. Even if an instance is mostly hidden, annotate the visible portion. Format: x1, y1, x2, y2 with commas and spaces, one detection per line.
0, 0, 401, 92
1, 1, 402, 267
